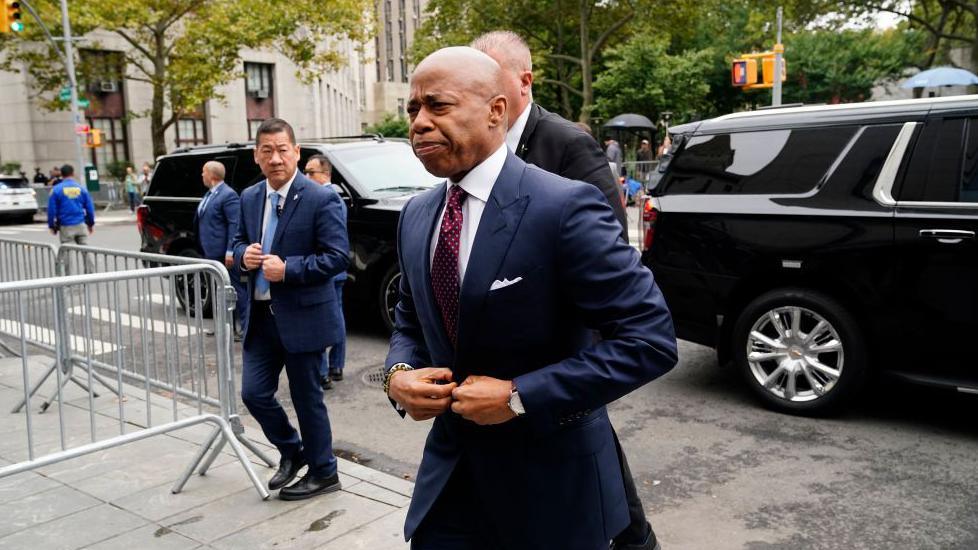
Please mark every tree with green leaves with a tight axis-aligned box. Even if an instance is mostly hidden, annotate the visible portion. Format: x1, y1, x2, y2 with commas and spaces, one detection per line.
780, 27, 926, 104
593, 36, 713, 124
412, 0, 696, 123
2, 0, 372, 157
365, 112, 409, 138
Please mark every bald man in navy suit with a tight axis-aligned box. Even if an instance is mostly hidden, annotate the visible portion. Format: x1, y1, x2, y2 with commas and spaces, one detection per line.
384, 47, 677, 550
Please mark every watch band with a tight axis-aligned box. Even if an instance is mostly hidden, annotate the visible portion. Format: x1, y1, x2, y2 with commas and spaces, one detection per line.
383, 363, 414, 395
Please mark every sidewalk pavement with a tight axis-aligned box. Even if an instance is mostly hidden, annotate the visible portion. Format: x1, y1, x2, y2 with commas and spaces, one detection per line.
0, 356, 412, 550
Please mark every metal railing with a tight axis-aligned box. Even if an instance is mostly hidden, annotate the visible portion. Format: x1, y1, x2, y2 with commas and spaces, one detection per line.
0, 239, 274, 499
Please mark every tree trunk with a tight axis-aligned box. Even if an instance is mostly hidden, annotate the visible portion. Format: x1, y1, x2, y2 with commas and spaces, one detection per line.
578, 0, 592, 124
150, 25, 167, 158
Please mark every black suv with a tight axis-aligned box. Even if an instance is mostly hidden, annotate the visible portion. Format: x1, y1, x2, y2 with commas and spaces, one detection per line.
642, 95, 978, 414
138, 136, 440, 330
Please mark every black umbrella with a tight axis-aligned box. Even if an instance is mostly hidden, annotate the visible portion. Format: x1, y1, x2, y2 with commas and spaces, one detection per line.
603, 113, 656, 130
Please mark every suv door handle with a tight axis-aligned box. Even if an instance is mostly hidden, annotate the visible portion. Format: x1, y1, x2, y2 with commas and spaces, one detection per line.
919, 229, 976, 244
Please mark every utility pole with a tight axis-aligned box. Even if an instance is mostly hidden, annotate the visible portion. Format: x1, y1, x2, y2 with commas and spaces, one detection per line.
58, 0, 86, 177
772, 6, 783, 107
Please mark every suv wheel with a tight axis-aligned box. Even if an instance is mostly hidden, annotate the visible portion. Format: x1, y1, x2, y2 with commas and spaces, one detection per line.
732, 289, 867, 415
173, 248, 213, 318
378, 263, 401, 333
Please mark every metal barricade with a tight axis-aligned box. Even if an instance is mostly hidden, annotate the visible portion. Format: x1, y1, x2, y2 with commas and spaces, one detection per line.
0, 265, 269, 498
0, 239, 60, 355
54, 244, 275, 478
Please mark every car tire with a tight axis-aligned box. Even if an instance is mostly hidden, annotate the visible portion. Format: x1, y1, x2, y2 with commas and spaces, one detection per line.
731, 288, 868, 416
173, 248, 214, 319
378, 263, 401, 333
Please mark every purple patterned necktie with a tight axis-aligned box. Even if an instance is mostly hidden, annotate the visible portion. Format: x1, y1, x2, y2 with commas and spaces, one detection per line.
431, 185, 467, 347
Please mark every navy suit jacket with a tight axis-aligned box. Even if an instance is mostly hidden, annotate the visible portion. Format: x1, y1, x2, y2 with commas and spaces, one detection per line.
194, 182, 240, 261
232, 173, 349, 352
386, 151, 678, 547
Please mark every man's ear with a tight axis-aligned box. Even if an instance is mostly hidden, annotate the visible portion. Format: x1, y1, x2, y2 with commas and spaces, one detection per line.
520, 70, 533, 97
489, 94, 507, 128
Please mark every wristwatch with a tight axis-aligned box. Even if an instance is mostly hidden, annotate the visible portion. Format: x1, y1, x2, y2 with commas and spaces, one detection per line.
508, 386, 525, 416
383, 363, 414, 395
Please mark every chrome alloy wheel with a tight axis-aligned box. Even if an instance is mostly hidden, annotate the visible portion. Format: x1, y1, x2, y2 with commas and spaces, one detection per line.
746, 306, 844, 403
383, 270, 402, 330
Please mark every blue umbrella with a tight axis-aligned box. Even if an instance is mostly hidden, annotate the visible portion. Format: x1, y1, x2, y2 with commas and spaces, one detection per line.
900, 66, 978, 88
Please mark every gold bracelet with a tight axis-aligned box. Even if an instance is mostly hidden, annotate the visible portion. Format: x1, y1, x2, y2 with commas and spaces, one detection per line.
383, 363, 414, 395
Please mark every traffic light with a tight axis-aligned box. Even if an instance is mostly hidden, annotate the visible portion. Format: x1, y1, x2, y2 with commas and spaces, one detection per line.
2, 1, 24, 33
761, 55, 787, 86
731, 59, 758, 87
85, 129, 103, 148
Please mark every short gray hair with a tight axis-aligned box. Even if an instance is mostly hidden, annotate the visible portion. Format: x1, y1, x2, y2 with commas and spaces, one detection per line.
470, 31, 532, 73
203, 160, 225, 181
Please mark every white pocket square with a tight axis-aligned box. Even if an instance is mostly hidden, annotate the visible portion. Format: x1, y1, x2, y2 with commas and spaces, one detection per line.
490, 277, 523, 291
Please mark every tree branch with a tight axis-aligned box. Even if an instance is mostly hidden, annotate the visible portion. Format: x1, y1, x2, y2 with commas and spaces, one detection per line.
545, 53, 583, 65
114, 29, 154, 62
539, 76, 583, 97
589, 8, 634, 59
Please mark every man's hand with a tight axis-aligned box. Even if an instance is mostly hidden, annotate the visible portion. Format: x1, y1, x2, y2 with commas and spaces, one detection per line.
87, 226, 94, 235
389, 368, 457, 421
224, 254, 234, 268
451, 375, 517, 426
242, 243, 263, 270
49, 228, 57, 235
260, 255, 285, 282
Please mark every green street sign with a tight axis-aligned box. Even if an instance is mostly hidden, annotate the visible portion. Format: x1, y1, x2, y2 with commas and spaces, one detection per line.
77, 98, 90, 109
59, 87, 71, 101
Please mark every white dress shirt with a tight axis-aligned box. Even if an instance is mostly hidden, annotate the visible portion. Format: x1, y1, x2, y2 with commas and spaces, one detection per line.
505, 103, 532, 153
254, 170, 297, 300
429, 143, 507, 284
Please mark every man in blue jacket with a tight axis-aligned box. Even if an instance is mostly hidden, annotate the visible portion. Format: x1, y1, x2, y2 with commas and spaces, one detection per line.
232, 118, 349, 500
385, 47, 677, 549
195, 160, 247, 338
47, 164, 95, 244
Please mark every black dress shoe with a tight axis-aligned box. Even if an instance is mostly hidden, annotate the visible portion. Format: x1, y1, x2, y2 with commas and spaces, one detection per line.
329, 370, 343, 381
268, 454, 306, 491
278, 472, 341, 501
613, 525, 661, 550
320, 375, 334, 390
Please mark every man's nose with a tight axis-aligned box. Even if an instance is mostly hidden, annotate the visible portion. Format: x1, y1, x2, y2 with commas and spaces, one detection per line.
411, 108, 434, 134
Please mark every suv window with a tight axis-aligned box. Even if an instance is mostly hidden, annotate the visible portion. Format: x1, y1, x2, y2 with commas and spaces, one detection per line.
149, 154, 237, 198
0, 177, 29, 189
897, 117, 978, 203
663, 126, 858, 195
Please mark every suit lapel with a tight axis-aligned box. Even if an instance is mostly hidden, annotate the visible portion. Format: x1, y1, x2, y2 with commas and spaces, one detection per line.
252, 183, 266, 244
272, 175, 304, 250
456, 153, 530, 356
515, 104, 541, 160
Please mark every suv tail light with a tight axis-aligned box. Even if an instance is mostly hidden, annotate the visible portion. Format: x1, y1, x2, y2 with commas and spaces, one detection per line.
136, 205, 164, 241
640, 196, 658, 251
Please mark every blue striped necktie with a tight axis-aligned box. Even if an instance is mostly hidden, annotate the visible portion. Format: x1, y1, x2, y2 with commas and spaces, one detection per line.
255, 192, 280, 297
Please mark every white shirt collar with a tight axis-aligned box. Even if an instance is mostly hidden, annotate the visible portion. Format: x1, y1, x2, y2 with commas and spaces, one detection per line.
265, 169, 298, 200
208, 181, 224, 193
449, 143, 507, 203
505, 102, 532, 152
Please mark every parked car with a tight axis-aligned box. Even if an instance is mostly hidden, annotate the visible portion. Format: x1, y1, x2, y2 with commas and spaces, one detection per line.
0, 175, 38, 223
137, 136, 440, 330
641, 95, 978, 415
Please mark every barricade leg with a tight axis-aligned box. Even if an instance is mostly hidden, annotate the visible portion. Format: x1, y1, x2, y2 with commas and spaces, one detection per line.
229, 415, 276, 468
10, 359, 59, 413
172, 425, 222, 493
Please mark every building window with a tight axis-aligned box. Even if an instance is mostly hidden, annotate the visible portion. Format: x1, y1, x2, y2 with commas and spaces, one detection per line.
387, 59, 394, 81
88, 117, 129, 170
397, 98, 405, 118
175, 118, 207, 148
400, 56, 408, 83
245, 62, 273, 95
244, 62, 275, 138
